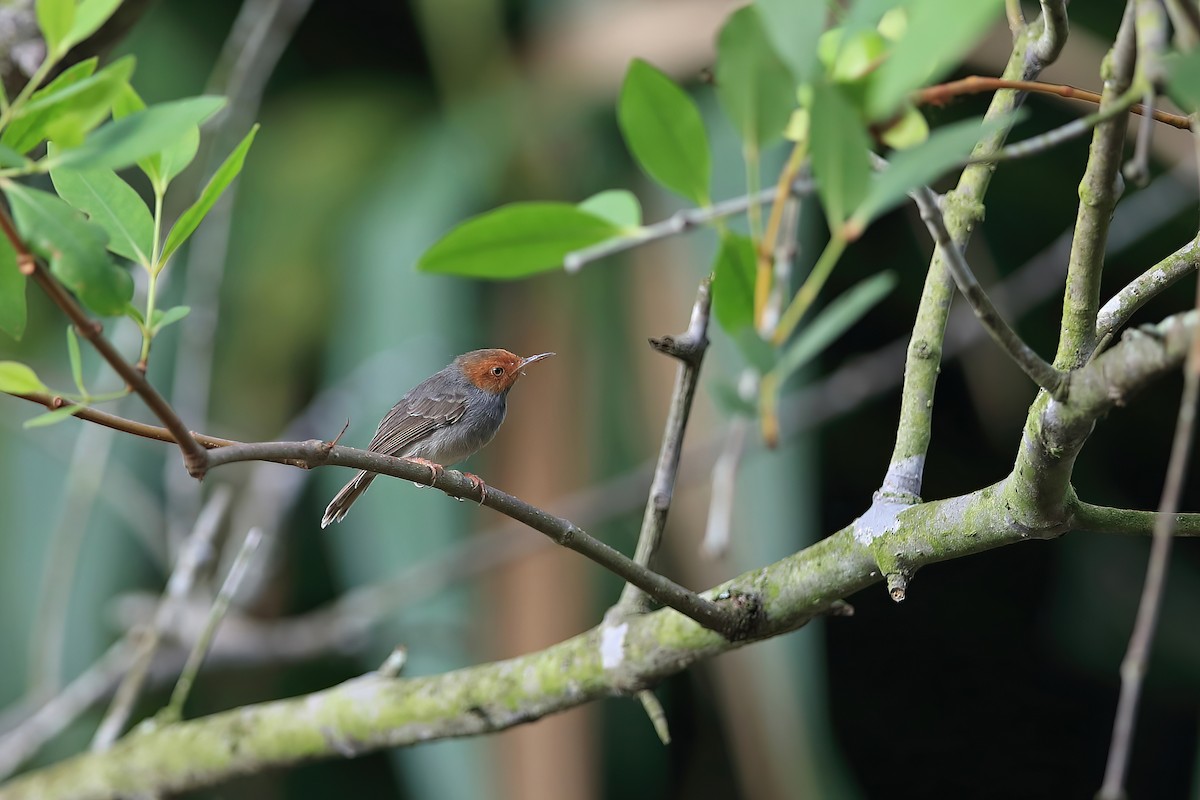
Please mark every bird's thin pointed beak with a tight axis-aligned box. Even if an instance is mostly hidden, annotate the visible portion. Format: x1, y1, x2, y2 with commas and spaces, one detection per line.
519, 352, 555, 369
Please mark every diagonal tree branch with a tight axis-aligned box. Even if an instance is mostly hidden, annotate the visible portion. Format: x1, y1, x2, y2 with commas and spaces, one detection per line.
0, 207, 210, 477
613, 279, 712, 615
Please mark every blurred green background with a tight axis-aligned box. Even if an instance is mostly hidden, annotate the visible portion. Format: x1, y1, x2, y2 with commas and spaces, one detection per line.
1, 1, 1199, 798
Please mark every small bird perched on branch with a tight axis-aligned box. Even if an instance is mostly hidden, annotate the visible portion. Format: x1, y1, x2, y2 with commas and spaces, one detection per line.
321, 349, 554, 528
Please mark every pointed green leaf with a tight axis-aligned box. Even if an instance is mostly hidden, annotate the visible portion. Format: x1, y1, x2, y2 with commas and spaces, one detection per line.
0, 361, 48, 394
36, 0, 76, 55
63, 0, 124, 50
618, 59, 711, 205
0, 235, 26, 339
23, 403, 85, 428
755, 0, 826, 82
867, 0, 1005, 120
773, 271, 895, 385
112, 84, 200, 192
1, 57, 134, 156
850, 114, 1017, 233
715, 5, 797, 150
578, 190, 641, 229
418, 203, 621, 278
160, 124, 257, 265
712, 232, 757, 333
150, 304, 190, 333
50, 151, 155, 266
66, 325, 85, 395
45, 95, 225, 172
809, 82, 871, 232
5, 182, 133, 316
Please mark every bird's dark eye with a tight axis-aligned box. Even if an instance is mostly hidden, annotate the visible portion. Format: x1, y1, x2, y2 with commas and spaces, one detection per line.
491, 366, 504, 377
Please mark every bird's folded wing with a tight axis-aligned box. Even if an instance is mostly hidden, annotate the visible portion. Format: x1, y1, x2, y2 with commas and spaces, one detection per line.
366, 389, 468, 456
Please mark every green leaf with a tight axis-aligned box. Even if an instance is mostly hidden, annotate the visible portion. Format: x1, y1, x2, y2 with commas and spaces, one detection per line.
711, 232, 757, 333
618, 59, 711, 205
112, 84, 200, 192
66, 325, 84, 395
150, 304, 190, 333
23, 403, 84, 428
5, 182, 133, 316
867, 0, 1005, 120
578, 189, 641, 229
715, 5, 797, 150
755, 0, 826, 82
731, 328, 778, 373
36, 0, 76, 55
809, 82, 871, 232
50, 151, 155, 266
1, 57, 133, 156
160, 124, 257, 266
850, 114, 1016, 233
0, 235, 27, 339
0, 360, 48, 394
773, 271, 895, 385
1166, 49, 1200, 113
418, 203, 621, 278
63, 0, 123, 50
45, 95, 226, 172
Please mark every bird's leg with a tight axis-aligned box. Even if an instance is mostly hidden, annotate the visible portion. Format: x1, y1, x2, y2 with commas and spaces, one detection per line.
404, 457, 445, 486
462, 472, 488, 505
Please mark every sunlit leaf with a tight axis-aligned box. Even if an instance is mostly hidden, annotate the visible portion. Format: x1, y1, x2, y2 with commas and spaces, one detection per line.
150, 304, 190, 333
160, 124, 257, 266
36, 0, 75, 55
113, 84, 201, 192
418, 203, 621, 278
50, 150, 155, 266
2, 57, 133, 156
618, 59, 711, 205
809, 82, 871, 232
23, 403, 84, 428
5, 182, 132, 316
63, 0, 123, 50
0, 361, 48, 394
46, 95, 225, 172
0, 236, 26, 339
712, 232, 757, 334
773, 271, 896, 385
578, 190, 642, 229
867, 0, 1005, 120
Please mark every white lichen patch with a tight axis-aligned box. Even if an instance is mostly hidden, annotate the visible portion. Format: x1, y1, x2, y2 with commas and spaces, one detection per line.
599, 622, 628, 670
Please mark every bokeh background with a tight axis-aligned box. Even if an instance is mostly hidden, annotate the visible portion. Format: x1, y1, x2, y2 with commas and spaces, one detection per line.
1, 1, 1199, 798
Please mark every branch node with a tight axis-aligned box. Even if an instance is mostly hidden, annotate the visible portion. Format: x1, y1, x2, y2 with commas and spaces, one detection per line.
17, 253, 35, 276
377, 646, 408, 678
886, 572, 909, 602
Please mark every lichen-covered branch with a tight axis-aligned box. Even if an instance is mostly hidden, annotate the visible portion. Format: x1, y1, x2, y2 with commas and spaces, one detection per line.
884, 16, 1062, 500
1093, 238, 1200, 357
3, 308, 1195, 800
1053, 2, 1139, 369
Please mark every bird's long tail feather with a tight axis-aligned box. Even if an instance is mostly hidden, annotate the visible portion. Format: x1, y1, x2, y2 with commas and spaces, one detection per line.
322, 471, 376, 528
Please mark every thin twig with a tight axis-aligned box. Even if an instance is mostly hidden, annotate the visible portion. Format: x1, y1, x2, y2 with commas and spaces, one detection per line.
613, 280, 713, 615
910, 185, 1066, 396
91, 488, 232, 751
162, 528, 265, 723
563, 178, 814, 272
1093, 238, 1200, 360
1123, 89, 1156, 187
703, 417, 749, 559
1097, 284, 1200, 799
916, 76, 1188, 130
0, 207, 210, 477
204, 440, 743, 637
